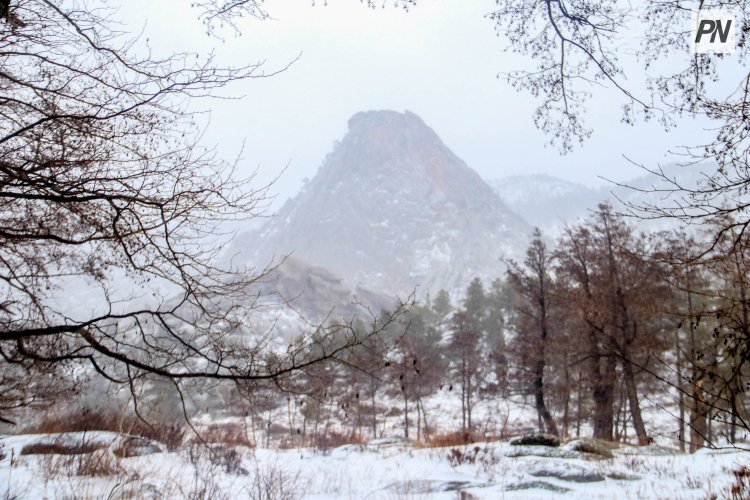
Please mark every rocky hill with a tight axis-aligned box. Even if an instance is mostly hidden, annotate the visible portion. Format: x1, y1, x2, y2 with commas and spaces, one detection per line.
245, 110, 530, 297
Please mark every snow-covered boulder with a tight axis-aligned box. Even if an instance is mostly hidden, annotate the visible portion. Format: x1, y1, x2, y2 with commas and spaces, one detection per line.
562, 438, 615, 459
113, 436, 164, 457
367, 436, 415, 449
529, 463, 605, 483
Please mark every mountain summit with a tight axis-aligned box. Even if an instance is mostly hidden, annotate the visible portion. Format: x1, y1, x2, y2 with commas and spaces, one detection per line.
251, 110, 530, 295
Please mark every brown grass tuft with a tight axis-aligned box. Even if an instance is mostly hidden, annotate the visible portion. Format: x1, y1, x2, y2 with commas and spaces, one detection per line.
425, 430, 478, 448
21, 441, 106, 456
193, 423, 254, 448
39, 448, 123, 478
25, 409, 184, 451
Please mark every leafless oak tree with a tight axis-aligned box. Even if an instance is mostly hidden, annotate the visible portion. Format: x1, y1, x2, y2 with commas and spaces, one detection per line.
0, 0, 409, 422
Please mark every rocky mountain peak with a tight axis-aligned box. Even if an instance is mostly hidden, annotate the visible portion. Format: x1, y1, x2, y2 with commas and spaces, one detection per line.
345, 109, 440, 151
248, 110, 530, 296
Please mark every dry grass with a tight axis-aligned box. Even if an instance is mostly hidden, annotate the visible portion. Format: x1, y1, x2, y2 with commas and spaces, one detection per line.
193, 423, 254, 448
424, 430, 479, 448
309, 430, 364, 451
727, 465, 750, 500
25, 409, 184, 451
20, 441, 106, 456
39, 448, 123, 478
247, 460, 304, 500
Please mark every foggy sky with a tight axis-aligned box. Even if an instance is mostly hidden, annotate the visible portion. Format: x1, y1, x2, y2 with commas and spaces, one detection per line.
125, 1, 714, 210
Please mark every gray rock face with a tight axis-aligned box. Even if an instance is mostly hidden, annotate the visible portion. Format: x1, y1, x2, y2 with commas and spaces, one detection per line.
252, 110, 529, 296
256, 256, 395, 323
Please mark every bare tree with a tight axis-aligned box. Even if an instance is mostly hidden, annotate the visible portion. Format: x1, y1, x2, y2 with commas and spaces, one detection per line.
0, 1, 410, 421
448, 311, 482, 439
507, 228, 559, 437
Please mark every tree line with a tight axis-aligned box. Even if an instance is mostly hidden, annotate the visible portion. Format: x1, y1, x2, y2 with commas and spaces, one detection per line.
138, 202, 732, 452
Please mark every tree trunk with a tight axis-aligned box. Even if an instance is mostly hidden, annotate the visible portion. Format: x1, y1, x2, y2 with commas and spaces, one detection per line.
576, 372, 583, 438
371, 378, 378, 439
590, 347, 615, 441
689, 377, 708, 452
562, 355, 570, 439
622, 359, 649, 445
467, 373, 473, 433
287, 398, 294, 446
533, 358, 558, 436
460, 357, 467, 435
403, 392, 409, 439
416, 398, 421, 442
686, 273, 708, 452
420, 398, 430, 441
675, 328, 685, 452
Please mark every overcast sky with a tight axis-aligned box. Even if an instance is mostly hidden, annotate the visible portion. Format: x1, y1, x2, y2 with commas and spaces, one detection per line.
126, 1, 713, 209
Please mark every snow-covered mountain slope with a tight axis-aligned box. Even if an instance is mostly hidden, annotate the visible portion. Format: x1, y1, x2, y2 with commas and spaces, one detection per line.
242, 110, 530, 297
487, 175, 603, 231
489, 165, 710, 235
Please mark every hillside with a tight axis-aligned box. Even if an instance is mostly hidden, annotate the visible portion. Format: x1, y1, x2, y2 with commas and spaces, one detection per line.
244, 110, 530, 297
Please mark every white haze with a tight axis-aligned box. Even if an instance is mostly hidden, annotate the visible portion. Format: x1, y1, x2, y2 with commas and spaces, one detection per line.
120, 0, 717, 210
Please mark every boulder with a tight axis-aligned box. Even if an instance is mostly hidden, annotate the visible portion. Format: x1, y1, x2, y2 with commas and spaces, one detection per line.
606, 471, 641, 481
509, 433, 561, 447
367, 436, 415, 449
505, 480, 571, 493
382, 479, 488, 495
562, 438, 614, 459
504, 446, 582, 459
530, 465, 605, 483
113, 436, 163, 458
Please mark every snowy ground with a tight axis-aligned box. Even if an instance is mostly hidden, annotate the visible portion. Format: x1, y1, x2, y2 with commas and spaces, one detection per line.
1, 431, 747, 499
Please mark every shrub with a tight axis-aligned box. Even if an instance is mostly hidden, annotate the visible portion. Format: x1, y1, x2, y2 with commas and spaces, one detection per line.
426, 430, 477, 448
446, 445, 499, 474
24, 408, 184, 451
248, 462, 302, 500
727, 465, 750, 500
193, 423, 254, 448
447, 446, 481, 466
311, 430, 364, 453
20, 441, 105, 456
39, 449, 122, 478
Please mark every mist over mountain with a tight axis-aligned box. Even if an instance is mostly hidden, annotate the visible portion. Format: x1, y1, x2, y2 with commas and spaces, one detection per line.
488, 165, 708, 235
245, 110, 530, 297
488, 174, 602, 231
230, 111, 708, 306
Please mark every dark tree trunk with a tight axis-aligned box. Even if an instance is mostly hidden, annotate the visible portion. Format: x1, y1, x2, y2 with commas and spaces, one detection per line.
589, 332, 615, 441
675, 328, 685, 452
685, 272, 708, 452
467, 373, 473, 433
622, 357, 649, 445
592, 380, 615, 441
403, 392, 409, 439
689, 377, 708, 452
371, 378, 378, 439
460, 357, 467, 435
562, 355, 571, 439
533, 358, 558, 436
